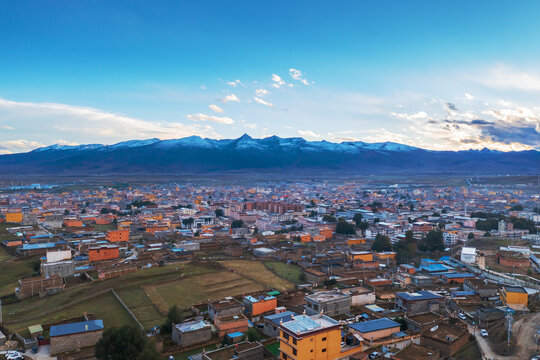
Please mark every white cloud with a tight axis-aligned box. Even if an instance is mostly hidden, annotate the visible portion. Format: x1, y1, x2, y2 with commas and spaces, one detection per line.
271, 74, 286, 88
298, 130, 321, 139
390, 111, 428, 121
200, 85, 207, 90
0, 97, 220, 149
244, 123, 257, 129
0, 139, 44, 154
253, 97, 274, 107
226, 80, 244, 87
255, 89, 269, 97
480, 64, 540, 91
289, 68, 309, 85
1, 125, 14, 130
464, 93, 474, 100
222, 94, 240, 103
208, 104, 225, 113
186, 113, 234, 125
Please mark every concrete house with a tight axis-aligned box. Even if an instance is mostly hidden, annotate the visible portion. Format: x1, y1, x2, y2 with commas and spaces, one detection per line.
172, 319, 212, 347
305, 290, 351, 316
49, 319, 104, 355
208, 298, 244, 320
349, 318, 401, 341
395, 291, 444, 315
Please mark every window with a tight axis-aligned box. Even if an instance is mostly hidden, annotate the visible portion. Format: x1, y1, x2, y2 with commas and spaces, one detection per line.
282, 353, 287, 360
322, 337, 326, 341
322, 349, 327, 353
293, 338, 297, 345
283, 333, 289, 341
310, 349, 313, 353
293, 349, 297, 356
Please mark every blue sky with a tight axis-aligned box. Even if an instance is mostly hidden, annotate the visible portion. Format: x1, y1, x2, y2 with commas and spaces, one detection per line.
1, 0, 540, 153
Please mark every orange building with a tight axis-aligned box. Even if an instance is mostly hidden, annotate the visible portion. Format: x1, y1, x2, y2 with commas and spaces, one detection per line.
5, 212, 23, 223
64, 219, 83, 228
299, 233, 311, 243
106, 229, 130, 242
348, 251, 373, 262
312, 235, 326, 242
214, 314, 249, 337
500, 286, 528, 309
347, 238, 366, 246
319, 228, 333, 240
88, 245, 119, 262
243, 295, 277, 316
376, 252, 396, 261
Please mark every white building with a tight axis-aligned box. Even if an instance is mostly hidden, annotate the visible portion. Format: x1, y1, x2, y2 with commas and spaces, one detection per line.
460, 247, 477, 264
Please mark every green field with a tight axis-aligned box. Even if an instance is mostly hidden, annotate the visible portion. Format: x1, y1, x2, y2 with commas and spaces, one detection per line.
220, 260, 295, 291
264, 261, 302, 284
7, 291, 136, 334
143, 270, 264, 313
116, 286, 166, 330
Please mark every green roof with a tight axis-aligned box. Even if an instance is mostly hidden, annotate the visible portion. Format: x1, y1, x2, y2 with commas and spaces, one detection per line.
28, 324, 43, 334
267, 290, 280, 296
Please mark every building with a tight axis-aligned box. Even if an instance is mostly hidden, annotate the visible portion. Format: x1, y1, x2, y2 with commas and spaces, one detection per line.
404, 312, 443, 334
243, 294, 277, 317
200, 341, 264, 360
208, 298, 244, 320
339, 286, 375, 306
395, 291, 444, 315
305, 291, 351, 316
460, 247, 476, 264
263, 311, 297, 337
214, 314, 249, 337
500, 286, 528, 309
304, 268, 327, 284
420, 324, 468, 357
46, 250, 71, 263
349, 318, 400, 341
440, 272, 476, 284
88, 245, 119, 262
41, 260, 75, 278
5, 212, 23, 223
172, 319, 212, 347
392, 343, 439, 360
463, 278, 498, 300
279, 314, 342, 360
348, 251, 373, 262
106, 229, 130, 242
16, 275, 64, 299
49, 319, 104, 355
442, 231, 458, 247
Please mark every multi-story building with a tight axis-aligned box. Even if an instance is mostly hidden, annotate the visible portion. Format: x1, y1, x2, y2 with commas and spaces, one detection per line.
305, 291, 351, 316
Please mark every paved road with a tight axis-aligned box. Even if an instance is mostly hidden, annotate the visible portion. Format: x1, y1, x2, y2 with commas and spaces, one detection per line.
470, 312, 540, 360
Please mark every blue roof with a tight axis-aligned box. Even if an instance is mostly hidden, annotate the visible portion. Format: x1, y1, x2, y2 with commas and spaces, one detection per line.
419, 264, 454, 272
50, 320, 104, 337
349, 318, 400, 333
421, 258, 439, 264
451, 291, 476, 297
264, 311, 297, 325
396, 290, 443, 301
227, 332, 244, 338
439, 256, 451, 261
22, 242, 56, 250
443, 272, 475, 279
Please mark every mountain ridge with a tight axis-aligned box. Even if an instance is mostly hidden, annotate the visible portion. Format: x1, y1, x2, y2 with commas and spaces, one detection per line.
1, 134, 538, 175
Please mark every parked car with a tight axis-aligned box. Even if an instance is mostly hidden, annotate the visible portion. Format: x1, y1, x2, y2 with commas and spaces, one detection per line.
458, 313, 467, 320
480, 329, 488, 337
5, 351, 24, 360
369, 351, 380, 359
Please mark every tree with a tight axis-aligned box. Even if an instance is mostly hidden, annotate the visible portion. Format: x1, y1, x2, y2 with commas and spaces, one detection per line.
467, 232, 475, 240
419, 230, 444, 252
372, 234, 392, 252
95, 326, 160, 360
231, 220, 244, 228
484, 231, 491, 237
81, 209, 87, 214
64, 209, 70, 215
510, 204, 524, 211
508, 216, 537, 234
161, 305, 184, 334
246, 328, 261, 342
182, 217, 194, 227
322, 215, 337, 223
298, 272, 307, 282
336, 218, 356, 235
215, 208, 224, 217
353, 213, 363, 226
432, 212, 440, 217
356, 221, 369, 235
100, 208, 110, 214
475, 218, 498, 231
253, 227, 259, 235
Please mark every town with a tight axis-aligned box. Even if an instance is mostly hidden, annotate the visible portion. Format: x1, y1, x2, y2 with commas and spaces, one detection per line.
0, 179, 538, 360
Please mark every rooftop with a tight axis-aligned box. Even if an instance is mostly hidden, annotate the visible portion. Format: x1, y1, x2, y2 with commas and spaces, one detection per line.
503, 286, 527, 294
306, 290, 350, 302
349, 318, 400, 333
281, 314, 339, 335
50, 320, 104, 337
396, 291, 443, 301
174, 319, 210, 333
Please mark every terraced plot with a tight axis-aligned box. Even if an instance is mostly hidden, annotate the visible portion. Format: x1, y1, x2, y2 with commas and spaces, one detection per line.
220, 260, 295, 291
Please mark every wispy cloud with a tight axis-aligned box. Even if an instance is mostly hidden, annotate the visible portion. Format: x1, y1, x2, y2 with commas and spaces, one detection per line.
0, 139, 44, 154
479, 64, 540, 91
221, 94, 240, 103
253, 97, 274, 107
208, 104, 225, 113
298, 130, 321, 139
186, 113, 234, 125
289, 68, 310, 85
271, 74, 286, 88
255, 89, 269, 97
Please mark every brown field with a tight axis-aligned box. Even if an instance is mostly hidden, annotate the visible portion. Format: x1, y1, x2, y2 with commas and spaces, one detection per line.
220, 260, 295, 291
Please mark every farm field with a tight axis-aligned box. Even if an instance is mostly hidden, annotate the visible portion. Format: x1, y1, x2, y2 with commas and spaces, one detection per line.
220, 260, 295, 291
116, 286, 166, 330
7, 291, 136, 334
0, 256, 38, 296
143, 270, 264, 313
264, 261, 302, 284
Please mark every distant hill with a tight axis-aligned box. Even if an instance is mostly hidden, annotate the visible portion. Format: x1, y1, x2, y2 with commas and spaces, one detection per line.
0, 134, 538, 175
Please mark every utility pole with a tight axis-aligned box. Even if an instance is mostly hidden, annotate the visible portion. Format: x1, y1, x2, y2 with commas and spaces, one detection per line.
505, 308, 513, 348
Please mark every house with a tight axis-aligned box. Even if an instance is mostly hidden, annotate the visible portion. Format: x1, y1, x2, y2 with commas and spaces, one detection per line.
198, 341, 264, 360
208, 298, 244, 320
263, 311, 297, 337
88, 245, 119, 262
106, 229, 129, 242
463, 278, 498, 299
420, 324, 468, 357
440, 272, 476, 284
243, 294, 277, 317
304, 268, 327, 284
349, 318, 401, 341
214, 314, 249, 337
6, 212, 23, 223
500, 286, 528, 309
305, 290, 351, 316
339, 286, 375, 306
395, 291, 444, 315
172, 319, 212, 347
49, 319, 104, 355
392, 343, 439, 360
404, 312, 443, 334
460, 247, 476, 264
16, 275, 64, 299
41, 260, 75, 278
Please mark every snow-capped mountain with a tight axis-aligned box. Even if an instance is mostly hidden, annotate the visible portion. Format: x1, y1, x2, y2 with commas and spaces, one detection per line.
3, 134, 538, 175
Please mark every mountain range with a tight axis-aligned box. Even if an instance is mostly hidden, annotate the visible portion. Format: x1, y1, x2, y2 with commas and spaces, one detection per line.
0, 134, 538, 175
